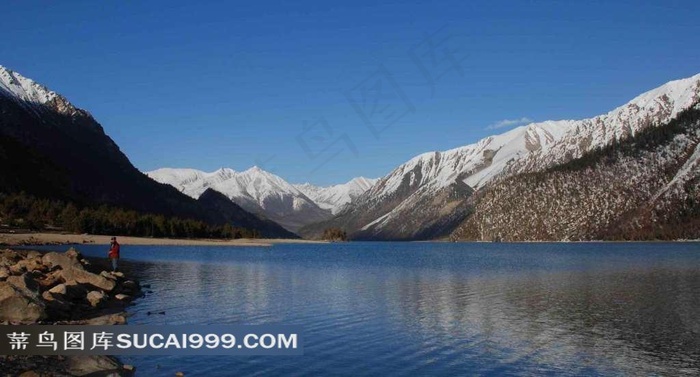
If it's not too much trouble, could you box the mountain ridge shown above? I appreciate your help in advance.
[300,72,700,240]
[147,166,378,231]
[294,177,378,215]
[146,166,330,231]
[0,65,295,238]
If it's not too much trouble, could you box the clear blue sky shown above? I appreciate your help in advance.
[2,0,699,185]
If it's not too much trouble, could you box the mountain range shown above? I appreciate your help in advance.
[0,65,294,238]
[300,73,700,240]
[146,167,377,231]
[2,63,698,241]
[294,177,378,214]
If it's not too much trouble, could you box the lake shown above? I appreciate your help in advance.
[34,242,700,376]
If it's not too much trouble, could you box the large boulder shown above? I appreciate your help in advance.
[0,281,46,322]
[6,273,40,299]
[0,266,9,280]
[20,258,48,274]
[58,268,115,292]
[65,247,83,260]
[41,252,83,271]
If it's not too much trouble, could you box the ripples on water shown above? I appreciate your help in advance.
[36,242,700,376]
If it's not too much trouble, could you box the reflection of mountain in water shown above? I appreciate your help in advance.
[384,268,700,375]
[105,243,700,376]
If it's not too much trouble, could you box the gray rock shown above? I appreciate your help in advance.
[49,283,67,295]
[114,294,131,301]
[0,281,45,322]
[100,271,117,281]
[59,268,115,292]
[0,249,21,267]
[6,273,40,299]
[35,271,60,291]
[22,258,48,273]
[66,355,122,376]
[86,291,106,308]
[42,252,83,271]
[65,247,83,260]
[42,290,56,301]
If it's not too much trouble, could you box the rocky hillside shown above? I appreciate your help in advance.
[452,106,700,241]
[301,73,700,240]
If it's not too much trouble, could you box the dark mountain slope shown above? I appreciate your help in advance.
[0,66,294,238]
[197,189,298,238]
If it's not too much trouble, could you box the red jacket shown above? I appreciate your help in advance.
[108,242,120,259]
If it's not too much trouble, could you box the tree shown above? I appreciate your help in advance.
[322,227,347,241]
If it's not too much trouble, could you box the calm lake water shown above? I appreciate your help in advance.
[35,242,700,376]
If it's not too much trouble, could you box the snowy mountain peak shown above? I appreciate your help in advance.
[0,65,81,116]
[246,166,263,173]
[0,65,57,104]
[213,167,237,180]
[347,176,377,190]
[314,72,700,240]
[368,73,700,201]
[146,166,333,231]
[624,73,700,115]
[294,177,379,214]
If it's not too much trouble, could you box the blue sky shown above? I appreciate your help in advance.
[2,0,699,185]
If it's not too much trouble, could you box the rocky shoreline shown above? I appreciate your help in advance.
[1,247,143,376]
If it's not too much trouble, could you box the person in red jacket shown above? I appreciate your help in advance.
[108,236,120,272]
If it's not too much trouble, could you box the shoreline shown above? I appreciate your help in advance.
[1,247,143,375]
[0,232,326,247]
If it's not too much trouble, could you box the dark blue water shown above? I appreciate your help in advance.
[34,242,700,376]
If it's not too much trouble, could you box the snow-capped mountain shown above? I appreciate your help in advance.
[146,166,334,231]
[0,65,84,117]
[294,177,378,214]
[452,103,700,241]
[300,73,700,240]
[1,65,297,238]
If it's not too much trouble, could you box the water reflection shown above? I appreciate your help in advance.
[47,242,700,376]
